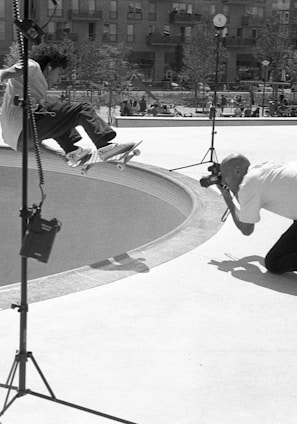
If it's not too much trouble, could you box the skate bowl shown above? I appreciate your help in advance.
[0,148,225,309]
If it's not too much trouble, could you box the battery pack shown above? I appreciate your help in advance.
[14,18,44,43]
[20,211,61,263]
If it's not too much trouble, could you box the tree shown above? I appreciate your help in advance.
[171,43,184,77]
[5,36,78,84]
[283,46,297,83]
[179,16,228,107]
[76,40,132,122]
[60,35,78,83]
[95,43,133,123]
[253,15,293,82]
[4,42,21,66]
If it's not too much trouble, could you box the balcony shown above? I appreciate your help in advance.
[241,15,265,26]
[224,37,256,47]
[169,11,202,24]
[68,9,102,20]
[222,0,256,3]
[44,32,78,42]
[146,33,186,46]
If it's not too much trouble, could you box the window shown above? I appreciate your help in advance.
[71,0,78,10]
[172,3,186,13]
[149,1,156,20]
[127,24,135,42]
[222,5,229,17]
[252,28,259,38]
[48,22,55,34]
[89,0,95,12]
[148,24,155,35]
[89,22,96,40]
[184,26,192,41]
[56,22,71,33]
[277,10,289,23]
[0,21,4,40]
[46,21,71,40]
[245,6,264,18]
[0,0,4,18]
[128,1,142,19]
[103,24,117,42]
[110,0,118,19]
[172,2,192,14]
[48,0,63,16]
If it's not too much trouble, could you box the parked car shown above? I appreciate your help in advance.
[198,82,211,92]
[170,82,184,90]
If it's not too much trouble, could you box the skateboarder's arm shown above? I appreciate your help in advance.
[0,65,23,83]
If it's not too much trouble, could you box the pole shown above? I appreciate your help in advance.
[19,0,30,395]
[261,60,270,117]
[0,2,138,420]
[169,17,226,172]
[209,30,221,162]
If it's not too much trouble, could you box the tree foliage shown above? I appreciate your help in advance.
[253,15,293,81]
[179,16,228,104]
[77,40,132,89]
[4,42,21,66]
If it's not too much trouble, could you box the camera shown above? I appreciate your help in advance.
[200,162,222,187]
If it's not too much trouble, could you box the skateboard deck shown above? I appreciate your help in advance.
[79,140,142,175]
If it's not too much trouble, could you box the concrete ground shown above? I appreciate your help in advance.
[0,124,297,423]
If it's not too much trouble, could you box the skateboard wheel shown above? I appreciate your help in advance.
[117,163,125,171]
[134,149,141,156]
[80,168,87,176]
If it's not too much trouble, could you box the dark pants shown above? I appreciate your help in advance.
[27,101,116,154]
[265,220,297,274]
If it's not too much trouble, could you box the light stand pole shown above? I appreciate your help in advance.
[0,1,137,423]
[261,60,269,117]
[170,14,227,172]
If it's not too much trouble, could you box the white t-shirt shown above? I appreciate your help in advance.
[238,162,297,223]
[0,59,48,150]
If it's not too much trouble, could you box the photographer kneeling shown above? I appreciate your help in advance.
[205,153,297,274]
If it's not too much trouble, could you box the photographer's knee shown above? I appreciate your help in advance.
[264,254,282,274]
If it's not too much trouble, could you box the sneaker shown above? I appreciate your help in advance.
[101,130,116,143]
[66,147,91,167]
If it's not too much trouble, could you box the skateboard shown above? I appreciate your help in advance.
[79,140,142,175]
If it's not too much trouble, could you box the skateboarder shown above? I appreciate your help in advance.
[0,45,125,165]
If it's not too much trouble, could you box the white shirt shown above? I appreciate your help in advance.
[239,161,297,223]
[0,59,48,150]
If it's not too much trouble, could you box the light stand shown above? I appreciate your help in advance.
[0,2,137,423]
[170,14,227,172]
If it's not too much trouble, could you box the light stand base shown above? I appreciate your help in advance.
[169,146,219,172]
[0,351,137,424]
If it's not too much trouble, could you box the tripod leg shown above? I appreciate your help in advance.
[209,147,219,164]
[3,356,18,387]
[28,353,56,399]
[200,148,212,164]
[0,357,19,416]
[0,393,19,417]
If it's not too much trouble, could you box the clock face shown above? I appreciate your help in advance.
[213,14,227,28]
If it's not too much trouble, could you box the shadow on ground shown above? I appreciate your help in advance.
[91,253,150,273]
[209,254,297,296]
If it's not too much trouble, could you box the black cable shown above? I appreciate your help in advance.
[13,0,46,204]
[41,3,58,30]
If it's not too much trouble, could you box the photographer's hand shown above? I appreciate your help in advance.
[216,184,254,236]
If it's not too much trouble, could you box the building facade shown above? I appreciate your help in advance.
[0,0,293,83]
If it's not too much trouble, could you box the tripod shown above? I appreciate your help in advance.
[0,2,137,423]
[170,24,224,172]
